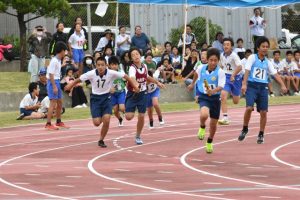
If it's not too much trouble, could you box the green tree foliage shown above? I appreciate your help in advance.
[0,0,70,71]
[169,16,222,46]
[282,8,300,33]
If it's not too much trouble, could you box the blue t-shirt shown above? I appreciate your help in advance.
[131,33,150,52]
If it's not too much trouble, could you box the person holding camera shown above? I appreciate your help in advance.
[28,25,52,82]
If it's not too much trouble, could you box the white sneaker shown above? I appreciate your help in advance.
[82,103,88,108]
[159,119,165,125]
[218,118,230,125]
[135,137,143,145]
[74,105,83,108]
[294,92,300,96]
[270,94,275,97]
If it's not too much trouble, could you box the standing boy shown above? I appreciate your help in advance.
[65,57,139,147]
[238,37,287,144]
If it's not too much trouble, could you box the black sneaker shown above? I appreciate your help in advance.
[118,117,124,127]
[257,134,264,144]
[16,113,25,120]
[238,129,248,141]
[61,107,65,115]
[98,140,107,148]
[149,120,154,129]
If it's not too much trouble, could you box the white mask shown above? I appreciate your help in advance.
[37,31,43,36]
[86,59,92,65]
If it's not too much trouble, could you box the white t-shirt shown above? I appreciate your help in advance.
[129,64,148,92]
[234,48,246,54]
[68,32,85,50]
[147,69,160,93]
[196,65,226,89]
[270,59,284,73]
[220,52,242,75]
[245,54,277,76]
[19,93,38,109]
[47,56,61,80]
[95,37,109,52]
[80,69,125,95]
[240,58,248,75]
[280,59,298,73]
[250,16,266,36]
[116,34,131,51]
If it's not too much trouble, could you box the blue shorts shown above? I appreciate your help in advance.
[223,74,242,96]
[198,93,221,119]
[90,93,112,118]
[111,91,126,106]
[47,80,62,100]
[20,108,34,116]
[295,73,300,78]
[246,81,268,112]
[72,49,84,63]
[147,88,160,108]
[125,91,147,113]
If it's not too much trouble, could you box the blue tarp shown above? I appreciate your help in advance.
[117,0,300,7]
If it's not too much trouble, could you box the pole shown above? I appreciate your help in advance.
[87,3,93,54]
[115,2,119,55]
[181,2,188,69]
[205,8,210,45]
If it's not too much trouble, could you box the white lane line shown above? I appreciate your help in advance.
[135,151,142,154]
[0,193,18,196]
[114,169,130,172]
[205,193,224,196]
[146,153,154,156]
[155,180,173,183]
[249,175,268,178]
[117,161,134,164]
[158,155,168,158]
[65,176,82,178]
[271,139,300,169]
[203,182,222,185]
[57,185,74,188]
[236,163,251,166]
[191,159,203,162]
[157,171,174,174]
[103,187,121,190]
[262,165,279,168]
[25,174,40,176]
[212,161,225,164]
[259,196,281,199]
[246,166,262,169]
[73,167,86,169]
[35,165,49,168]
[156,163,174,166]
[201,165,217,167]
[14,182,30,185]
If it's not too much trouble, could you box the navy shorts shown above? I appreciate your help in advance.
[125,91,147,114]
[111,91,126,106]
[198,93,221,120]
[223,74,242,96]
[246,81,268,112]
[147,88,160,108]
[47,80,62,100]
[20,108,34,116]
[72,49,84,63]
[90,93,112,118]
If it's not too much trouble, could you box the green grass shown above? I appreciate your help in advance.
[0,72,30,92]
[1,96,299,128]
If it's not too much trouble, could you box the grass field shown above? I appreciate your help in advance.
[1,96,299,128]
[0,72,30,92]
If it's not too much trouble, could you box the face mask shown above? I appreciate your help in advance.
[86,59,92,65]
[37,31,43,36]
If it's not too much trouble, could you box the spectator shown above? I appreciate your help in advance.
[37,68,48,102]
[143,53,157,73]
[281,51,299,95]
[269,50,284,97]
[234,38,246,59]
[131,25,151,53]
[241,49,252,69]
[16,82,46,120]
[95,29,114,52]
[200,42,208,50]
[28,25,52,82]
[83,54,95,74]
[182,46,192,69]
[159,58,176,84]
[294,50,300,76]
[0,38,13,61]
[64,68,88,108]
[212,32,224,53]
[163,41,172,56]
[141,48,152,63]
[170,46,182,70]
[68,17,88,51]
[104,46,114,63]
[178,24,197,51]
[190,41,197,50]
[182,48,199,85]
[200,48,208,65]
[249,7,266,53]
[49,22,68,56]
[61,54,76,78]
[120,51,131,74]
[68,23,87,75]
[93,51,102,63]
[116,26,131,57]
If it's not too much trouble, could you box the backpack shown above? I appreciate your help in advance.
[3,48,14,61]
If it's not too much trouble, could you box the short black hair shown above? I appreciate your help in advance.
[186,24,193,29]
[56,22,64,28]
[144,53,153,59]
[96,56,107,64]
[191,41,197,46]
[223,37,234,47]
[119,25,125,31]
[245,49,252,55]
[236,38,244,44]
[286,50,293,56]
[108,56,120,65]
[215,32,223,40]
[128,47,142,61]
[55,41,68,54]
[162,58,170,64]
[28,82,38,93]
[256,36,270,50]
[254,7,261,13]
[273,50,281,56]
[294,50,300,56]
[164,41,171,48]
[207,48,220,60]
[201,48,208,52]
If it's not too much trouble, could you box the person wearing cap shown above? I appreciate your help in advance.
[37,68,48,102]
[28,25,52,82]
[95,29,114,52]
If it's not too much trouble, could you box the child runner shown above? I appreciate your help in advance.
[125,48,165,145]
[65,57,139,147]
[45,42,69,130]
[108,56,127,127]
[238,37,287,144]
[219,38,243,125]
[187,48,225,153]
[147,69,164,129]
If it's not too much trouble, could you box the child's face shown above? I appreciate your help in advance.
[96,60,107,74]
[172,48,178,55]
[105,48,112,56]
[191,43,197,50]
[34,86,40,96]
[295,53,300,61]
[124,53,130,62]
[109,63,118,71]
[67,70,73,77]
[245,52,252,59]
[191,51,198,58]
[163,60,169,67]
[207,55,219,69]
[130,50,141,63]
[75,24,81,32]
[58,24,64,32]
[237,41,243,48]
[223,41,232,53]
[286,54,293,61]
[201,51,207,63]
[145,56,152,63]
[274,53,280,61]
[165,44,172,52]
[258,42,269,56]
[186,48,191,55]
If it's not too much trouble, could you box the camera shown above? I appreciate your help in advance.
[37,28,44,31]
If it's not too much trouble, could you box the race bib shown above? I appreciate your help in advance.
[202,83,216,94]
[252,67,266,80]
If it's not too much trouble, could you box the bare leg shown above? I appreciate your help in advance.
[243,106,253,126]
[100,114,111,141]
[47,99,57,123]
[136,113,145,137]
[259,111,267,132]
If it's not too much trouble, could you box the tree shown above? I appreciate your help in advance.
[0,0,70,72]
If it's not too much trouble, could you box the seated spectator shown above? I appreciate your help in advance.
[281,51,299,96]
[93,51,102,63]
[0,38,13,61]
[104,46,114,63]
[182,46,192,69]
[190,41,197,50]
[294,50,300,78]
[200,42,208,50]
[83,54,95,74]
[234,38,246,59]
[64,68,88,108]
[95,29,114,52]
[182,49,199,86]
[170,46,182,70]
[158,58,176,84]
[212,32,224,53]
[178,24,197,53]
[141,48,152,62]
[116,25,131,57]
[131,25,151,53]
[120,51,131,74]
[17,82,46,120]
[143,53,157,73]
[163,41,172,57]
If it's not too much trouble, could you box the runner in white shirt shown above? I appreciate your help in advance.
[234,38,246,59]
[218,38,243,125]
[65,56,139,148]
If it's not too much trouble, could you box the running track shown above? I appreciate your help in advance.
[0,104,300,200]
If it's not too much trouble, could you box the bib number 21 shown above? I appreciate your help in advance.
[254,68,265,80]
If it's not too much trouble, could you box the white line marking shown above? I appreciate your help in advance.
[249,175,268,178]
[73,167,86,169]
[155,180,173,183]
[260,196,281,199]
[114,169,130,172]
[262,165,279,168]
[203,182,222,185]
[157,171,174,174]
[57,185,74,188]
[14,182,30,185]
[201,165,217,167]
[103,187,121,190]
[135,151,142,154]
[212,161,225,164]
[205,193,224,196]
[35,165,49,168]
[0,193,18,196]
[271,139,300,169]
[65,176,82,178]
[146,153,154,156]
[236,163,251,166]
[246,166,262,169]
[25,174,40,176]
[191,159,203,162]
[158,155,168,158]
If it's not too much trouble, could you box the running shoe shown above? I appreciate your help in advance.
[257,134,264,144]
[135,137,143,145]
[149,121,154,129]
[45,124,59,131]
[206,142,213,153]
[238,129,248,141]
[197,128,205,140]
[98,140,107,148]
[159,118,165,125]
[118,117,124,127]
[55,122,70,129]
[218,118,230,125]
[16,113,25,120]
